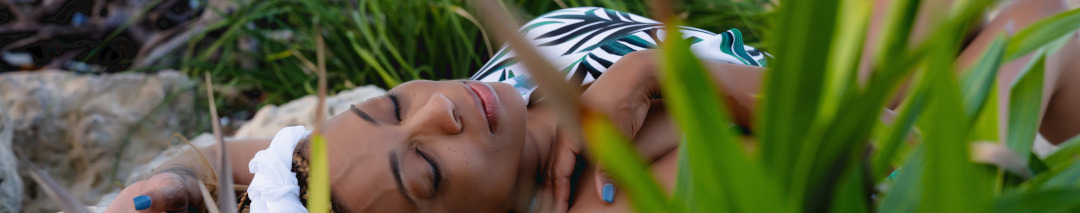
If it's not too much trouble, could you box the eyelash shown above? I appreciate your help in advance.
[389,93,402,121]
[415,148,442,192]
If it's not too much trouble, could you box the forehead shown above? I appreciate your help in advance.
[319,112,405,210]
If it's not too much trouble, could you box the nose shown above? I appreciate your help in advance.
[405,93,463,135]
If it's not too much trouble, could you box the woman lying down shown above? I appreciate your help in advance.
[103,7,765,212]
[106,2,1080,212]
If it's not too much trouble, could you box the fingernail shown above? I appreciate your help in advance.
[602,183,615,203]
[133,195,151,210]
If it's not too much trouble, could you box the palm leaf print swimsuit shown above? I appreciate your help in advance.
[469,7,768,101]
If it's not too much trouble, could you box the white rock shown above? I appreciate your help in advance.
[0,70,196,212]
[233,85,386,139]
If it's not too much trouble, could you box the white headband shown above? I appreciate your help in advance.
[246,126,310,213]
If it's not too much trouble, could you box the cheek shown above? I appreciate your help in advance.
[442,144,521,209]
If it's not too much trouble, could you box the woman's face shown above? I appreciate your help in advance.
[320,80,528,212]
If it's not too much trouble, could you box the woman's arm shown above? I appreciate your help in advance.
[104,139,271,212]
[582,49,765,137]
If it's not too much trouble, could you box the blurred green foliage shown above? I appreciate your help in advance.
[580,0,1080,212]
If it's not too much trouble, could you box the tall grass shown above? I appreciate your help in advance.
[180,0,770,106]
[580,0,1080,212]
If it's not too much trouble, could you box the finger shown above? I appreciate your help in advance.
[136,176,191,212]
[593,163,616,204]
[548,146,577,213]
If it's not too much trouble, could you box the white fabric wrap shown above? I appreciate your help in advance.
[247,126,311,213]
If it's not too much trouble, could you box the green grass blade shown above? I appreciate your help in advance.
[1006,50,1046,166]
[307,134,331,212]
[828,160,870,213]
[1044,134,1080,167]
[820,0,870,121]
[1004,8,1080,61]
[871,0,922,73]
[918,10,995,210]
[659,22,784,213]
[995,187,1080,212]
[1036,158,1080,189]
[346,32,401,87]
[871,70,930,179]
[969,84,1000,142]
[960,35,1006,119]
[1028,153,1050,176]
[919,68,994,212]
[582,113,671,213]
[671,141,702,212]
[878,146,926,213]
[758,0,839,203]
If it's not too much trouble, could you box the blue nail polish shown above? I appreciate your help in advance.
[133,195,151,210]
[602,183,615,203]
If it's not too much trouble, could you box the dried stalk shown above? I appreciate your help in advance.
[172,133,219,183]
[314,25,327,134]
[15,149,91,213]
[204,73,238,212]
[197,180,222,213]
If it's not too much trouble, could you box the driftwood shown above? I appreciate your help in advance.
[0,0,222,71]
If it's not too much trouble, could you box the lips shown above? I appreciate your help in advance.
[464,81,499,133]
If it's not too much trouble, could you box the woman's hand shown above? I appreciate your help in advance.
[547,50,665,212]
[104,168,205,213]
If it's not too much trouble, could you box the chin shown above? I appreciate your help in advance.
[489,81,529,137]
[489,81,528,115]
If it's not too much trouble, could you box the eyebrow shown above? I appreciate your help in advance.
[389,151,417,206]
[349,104,377,124]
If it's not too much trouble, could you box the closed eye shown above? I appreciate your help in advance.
[414,148,442,192]
[389,93,402,122]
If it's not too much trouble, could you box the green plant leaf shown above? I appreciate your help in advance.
[917,4,997,209]
[872,70,930,179]
[919,65,995,212]
[1006,50,1046,166]
[1041,158,1080,189]
[820,0,870,120]
[1004,8,1080,61]
[995,187,1080,212]
[829,159,870,213]
[660,21,784,213]
[879,146,927,213]
[1029,153,1049,176]
[672,140,697,212]
[758,0,838,208]
[1044,134,1080,167]
[582,113,671,213]
[960,35,1006,119]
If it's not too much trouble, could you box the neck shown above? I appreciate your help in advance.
[509,104,559,212]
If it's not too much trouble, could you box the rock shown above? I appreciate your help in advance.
[0,108,23,213]
[0,70,197,212]
[233,85,386,139]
